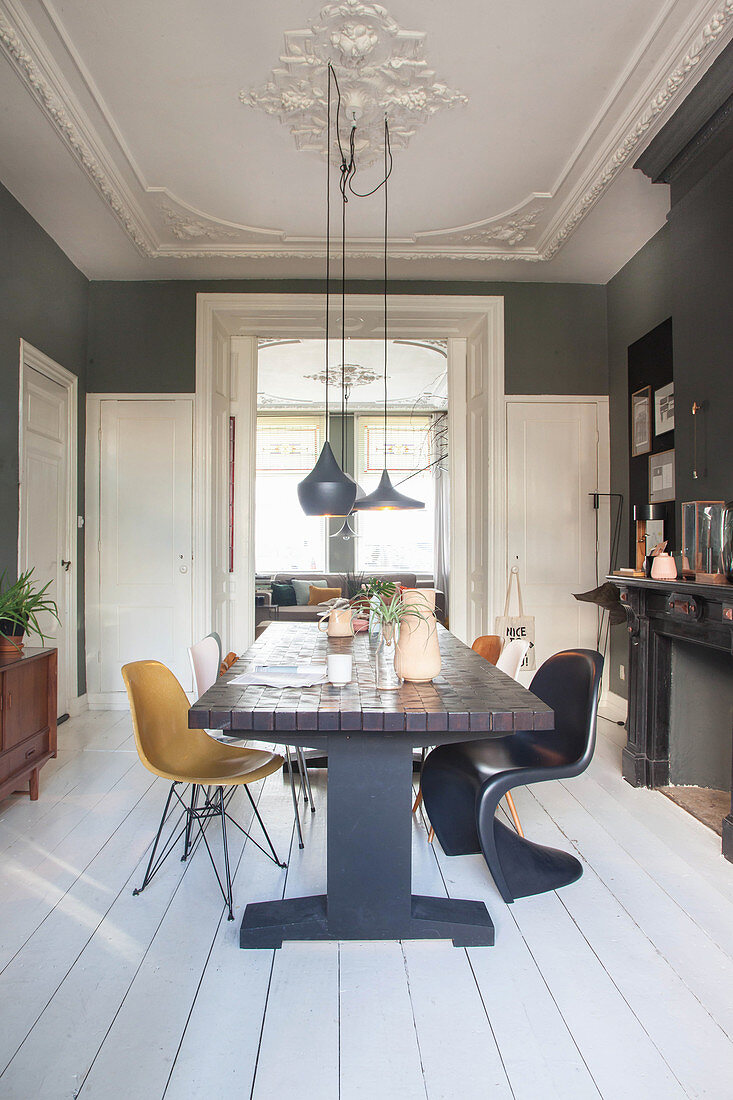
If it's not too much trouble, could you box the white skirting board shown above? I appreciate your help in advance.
[88,693,130,711]
[599,690,627,724]
[68,693,88,717]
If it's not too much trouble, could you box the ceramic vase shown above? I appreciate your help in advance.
[318,607,354,638]
[375,623,401,691]
[650,552,677,580]
[394,589,441,682]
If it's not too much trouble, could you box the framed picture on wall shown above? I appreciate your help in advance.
[631,386,652,457]
[655,382,675,434]
[649,448,675,503]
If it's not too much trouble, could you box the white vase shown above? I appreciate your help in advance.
[394,589,441,682]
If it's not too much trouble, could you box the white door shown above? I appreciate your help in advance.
[99,400,193,694]
[19,366,72,715]
[506,401,599,678]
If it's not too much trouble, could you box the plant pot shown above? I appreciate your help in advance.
[395,589,441,682]
[0,623,24,657]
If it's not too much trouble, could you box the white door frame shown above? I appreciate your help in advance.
[85,393,194,708]
[18,340,79,713]
[195,293,506,650]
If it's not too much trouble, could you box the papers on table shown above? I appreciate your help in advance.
[229,663,327,688]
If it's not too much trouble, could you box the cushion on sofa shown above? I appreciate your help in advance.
[271,582,297,606]
[291,577,327,605]
[308,585,341,605]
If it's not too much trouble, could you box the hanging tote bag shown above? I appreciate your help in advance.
[494,567,536,671]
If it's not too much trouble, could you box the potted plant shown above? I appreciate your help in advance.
[0,569,60,657]
[358,577,400,633]
[355,588,434,690]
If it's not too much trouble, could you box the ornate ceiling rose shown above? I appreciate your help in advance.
[305,363,382,387]
[241,0,468,165]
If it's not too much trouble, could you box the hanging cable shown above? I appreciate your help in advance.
[341,142,348,468]
[348,119,393,197]
[324,64,332,442]
[383,118,389,469]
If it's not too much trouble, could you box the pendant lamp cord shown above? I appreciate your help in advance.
[341,180,347,466]
[324,64,332,443]
[383,118,390,469]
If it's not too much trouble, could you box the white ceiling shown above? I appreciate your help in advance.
[1,0,731,282]
[257,338,447,412]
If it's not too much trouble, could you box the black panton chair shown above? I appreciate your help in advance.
[421,649,603,903]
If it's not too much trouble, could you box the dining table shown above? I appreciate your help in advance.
[189,622,553,949]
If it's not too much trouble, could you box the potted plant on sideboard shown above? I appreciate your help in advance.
[0,570,60,658]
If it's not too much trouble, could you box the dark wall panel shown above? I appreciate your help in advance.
[87,279,608,396]
[669,145,733,508]
[627,318,675,562]
[0,182,89,691]
[606,225,674,698]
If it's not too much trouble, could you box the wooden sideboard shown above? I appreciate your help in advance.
[0,647,57,803]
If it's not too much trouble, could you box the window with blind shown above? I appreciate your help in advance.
[355,415,435,573]
[255,415,326,572]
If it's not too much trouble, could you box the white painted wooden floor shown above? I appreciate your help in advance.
[1,709,733,1100]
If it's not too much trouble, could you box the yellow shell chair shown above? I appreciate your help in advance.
[122,660,286,920]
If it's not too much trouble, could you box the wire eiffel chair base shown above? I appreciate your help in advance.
[133,781,286,920]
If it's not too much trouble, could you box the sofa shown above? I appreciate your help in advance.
[255,571,445,632]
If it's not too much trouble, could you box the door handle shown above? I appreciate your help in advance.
[61,560,72,572]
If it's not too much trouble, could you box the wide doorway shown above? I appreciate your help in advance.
[195,293,507,653]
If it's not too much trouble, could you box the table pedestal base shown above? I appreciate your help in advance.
[240,893,494,948]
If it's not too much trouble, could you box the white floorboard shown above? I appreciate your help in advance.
[0,716,732,1099]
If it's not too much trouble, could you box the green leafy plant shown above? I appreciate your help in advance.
[360,577,398,600]
[338,571,366,601]
[358,589,435,636]
[0,569,60,645]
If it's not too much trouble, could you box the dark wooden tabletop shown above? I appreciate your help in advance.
[189,623,553,740]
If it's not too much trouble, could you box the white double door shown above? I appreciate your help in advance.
[506,400,602,678]
[98,399,193,694]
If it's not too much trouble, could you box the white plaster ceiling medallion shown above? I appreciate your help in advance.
[242,1,468,165]
[305,363,382,387]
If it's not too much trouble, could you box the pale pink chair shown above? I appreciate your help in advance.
[188,636,221,698]
[496,638,530,679]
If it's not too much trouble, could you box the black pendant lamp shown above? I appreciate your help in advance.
[297,64,357,518]
[353,120,424,513]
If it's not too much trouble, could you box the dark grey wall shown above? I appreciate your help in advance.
[606,225,673,698]
[0,182,89,691]
[87,279,608,396]
[607,140,733,701]
[669,144,733,508]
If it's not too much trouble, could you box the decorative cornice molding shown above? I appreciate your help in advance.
[242,0,467,165]
[161,205,238,241]
[2,0,732,265]
[538,0,733,260]
[0,2,156,256]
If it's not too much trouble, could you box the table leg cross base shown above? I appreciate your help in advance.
[239,893,494,948]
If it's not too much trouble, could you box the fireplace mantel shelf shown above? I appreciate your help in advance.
[608,574,733,862]
[610,575,733,600]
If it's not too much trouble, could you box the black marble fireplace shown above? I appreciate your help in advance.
[610,576,733,860]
